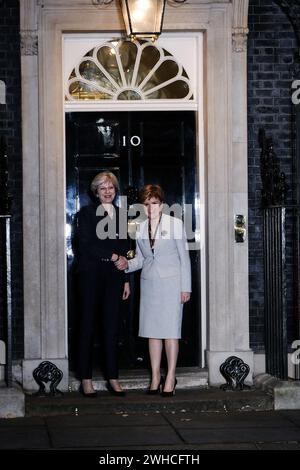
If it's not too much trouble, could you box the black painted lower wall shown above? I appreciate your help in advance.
[0,0,23,360]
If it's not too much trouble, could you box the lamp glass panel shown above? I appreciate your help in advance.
[97,46,122,86]
[118,41,138,84]
[142,60,179,92]
[79,60,115,91]
[117,90,142,100]
[136,45,160,86]
[146,80,191,99]
[69,81,112,100]
[121,0,165,36]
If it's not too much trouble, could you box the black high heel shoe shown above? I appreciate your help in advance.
[161,378,177,397]
[147,376,164,395]
[106,381,126,397]
[79,383,97,398]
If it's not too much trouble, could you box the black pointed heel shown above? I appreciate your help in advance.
[161,378,177,397]
[147,376,164,395]
[106,382,126,397]
[79,383,97,398]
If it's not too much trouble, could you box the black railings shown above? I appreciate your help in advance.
[296,99,300,379]
[260,130,289,380]
[0,136,12,386]
[263,207,288,379]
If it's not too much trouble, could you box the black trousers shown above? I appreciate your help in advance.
[77,262,124,380]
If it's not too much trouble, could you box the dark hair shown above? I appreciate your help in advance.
[139,184,165,203]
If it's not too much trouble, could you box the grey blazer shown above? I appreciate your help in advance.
[126,213,191,292]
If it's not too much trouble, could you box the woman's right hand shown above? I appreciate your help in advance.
[181,292,191,303]
[111,253,119,262]
[115,255,129,271]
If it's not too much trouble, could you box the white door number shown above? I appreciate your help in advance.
[122,135,141,147]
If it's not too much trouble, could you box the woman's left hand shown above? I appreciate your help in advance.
[122,282,131,300]
[181,292,191,303]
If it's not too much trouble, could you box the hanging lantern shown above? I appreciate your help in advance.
[120,0,166,40]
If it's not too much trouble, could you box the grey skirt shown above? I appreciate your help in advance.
[138,275,183,339]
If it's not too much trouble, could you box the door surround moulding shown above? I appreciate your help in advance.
[20,0,251,389]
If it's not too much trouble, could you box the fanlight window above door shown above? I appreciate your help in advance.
[66,39,193,101]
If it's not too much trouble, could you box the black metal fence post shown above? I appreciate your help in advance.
[263,207,288,379]
[0,136,12,387]
[295,101,300,380]
[260,129,289,380]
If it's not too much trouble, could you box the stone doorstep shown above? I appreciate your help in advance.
[25,387,274,417]
[0,384,25,418]
[25,368,273,417]
[69,367,209,392]
[1,370,276,419]
[254,373,300,410]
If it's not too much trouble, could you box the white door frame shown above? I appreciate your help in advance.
[63,31,206,367]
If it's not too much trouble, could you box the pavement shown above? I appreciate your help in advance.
[1,388,300,457]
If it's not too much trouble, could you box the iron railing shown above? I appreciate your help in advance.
[0,136,12,386]
[263,206,288,379]
[260,129,290,380]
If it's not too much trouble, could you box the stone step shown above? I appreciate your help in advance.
[25,368,274,417]
[25,388,273,417]
[69,367,209,392]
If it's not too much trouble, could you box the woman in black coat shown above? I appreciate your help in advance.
[76,171,130,396]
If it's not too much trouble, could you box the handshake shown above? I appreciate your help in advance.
[111,250,134,270]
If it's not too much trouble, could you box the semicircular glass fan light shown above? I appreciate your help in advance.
[66,39,193,101]
[66,40,193,101]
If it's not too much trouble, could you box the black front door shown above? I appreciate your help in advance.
[66,111,200,372]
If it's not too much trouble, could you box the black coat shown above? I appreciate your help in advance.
[75,203,130,277]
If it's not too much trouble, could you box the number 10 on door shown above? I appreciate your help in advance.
[122,135,141,147]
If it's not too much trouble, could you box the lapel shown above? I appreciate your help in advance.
[137,214,170,255]
[136,219,151,255]
[153,213,168,253]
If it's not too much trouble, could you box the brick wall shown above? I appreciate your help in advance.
[0,0,299,361]
[0,0,23,360]
[248,0,300,351]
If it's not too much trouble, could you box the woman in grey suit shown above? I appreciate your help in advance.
[116,185,191,396]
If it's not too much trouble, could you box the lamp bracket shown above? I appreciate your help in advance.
[92,0,187,5]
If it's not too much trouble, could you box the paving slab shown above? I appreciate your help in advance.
[178,426,300,444]
[46,412,166,428]
[0,416,44,427]
[175,443,258,450]
[256,442,300,450]
[100,442,257,454]
[49,425,182,448]
[278,410,300,426]
[164,410,297,428]
[0,426,50,449]
[101,443,258,450]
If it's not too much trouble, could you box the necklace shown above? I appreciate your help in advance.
[148,213,162,252]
